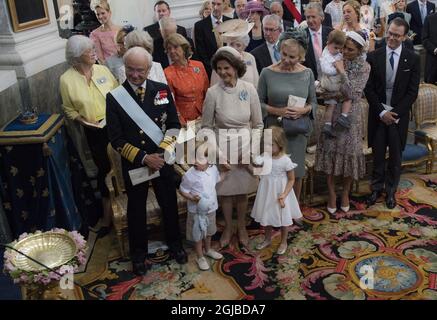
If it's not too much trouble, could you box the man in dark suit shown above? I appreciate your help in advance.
[144,1,187,40]
[422,12,437,84]
[250,14,283,74]
[303,2,332,80]
[106,47,187,276]
[365,18,420,209]
[194,0,231,77]
[152,17,197,69]
[270,1,293,31]
[406,0,435,45]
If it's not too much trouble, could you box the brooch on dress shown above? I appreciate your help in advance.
[193,67,200,74]
[245,60,252,66]
[239,90,248,101]
[154,90,169,105]
[96,77,107,84]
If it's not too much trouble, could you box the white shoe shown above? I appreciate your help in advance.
[277,243,287,255]
[327,207,337,214]
[205,249,223,260]
[196,256,210,271]
[256,240,271,250]
[340,206,350,212]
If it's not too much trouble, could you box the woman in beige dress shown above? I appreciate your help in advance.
[201,50,263,247]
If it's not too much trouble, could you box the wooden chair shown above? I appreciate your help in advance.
[355,97,432,191]
[303,105,325,204]
[105,145,188,258]
[411,83,437,172]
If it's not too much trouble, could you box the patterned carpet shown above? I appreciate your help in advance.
[70,173,437,300]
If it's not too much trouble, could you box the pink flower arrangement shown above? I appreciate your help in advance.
[2,229,87,286]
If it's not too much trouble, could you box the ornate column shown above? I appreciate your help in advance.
[0,0,66,79]
[0,0,67,121]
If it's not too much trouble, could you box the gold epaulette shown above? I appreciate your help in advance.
[159,135,177,153]
[120,143,140,163]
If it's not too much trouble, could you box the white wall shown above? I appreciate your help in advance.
[110,0,153,29]
[109,0,203,31]
[167,0,203,31]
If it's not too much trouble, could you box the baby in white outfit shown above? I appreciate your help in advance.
[319,30,352,137]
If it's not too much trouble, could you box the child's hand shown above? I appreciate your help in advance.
[246,163,255,173]
[334,60,345,74]
[191,194,201,203]
[220,162,231,171]
[278,194,286,208]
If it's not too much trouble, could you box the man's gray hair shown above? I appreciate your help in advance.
[123,46,153,69]
[65,35,94,66]
[125,30,154,54]
[305,2,324,19]
[262,14,283,31]
[159,16,177,30]
[270,1,282,10]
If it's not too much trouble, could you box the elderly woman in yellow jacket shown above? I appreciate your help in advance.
[60,35,118,236]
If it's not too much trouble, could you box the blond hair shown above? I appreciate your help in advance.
[343,0,361,21]
[269,126,287,155]
[198,0,211,18]
[90,0,111,12]
[280,38,306,62]
[164,33,193,59]
[125,30,154,54]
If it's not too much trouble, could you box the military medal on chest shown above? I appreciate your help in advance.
[154,90,169,105]
[160,112,168,132]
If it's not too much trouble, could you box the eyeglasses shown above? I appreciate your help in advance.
[387,31,403,39]
[263,27,280,33]
[125,66,147,75]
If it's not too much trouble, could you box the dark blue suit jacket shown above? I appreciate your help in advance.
[106,80,180,185]
[406,0,435,44]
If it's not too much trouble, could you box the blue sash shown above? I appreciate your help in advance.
[110,86,164,146]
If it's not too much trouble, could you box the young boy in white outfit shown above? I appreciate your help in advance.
[179,147,225,271]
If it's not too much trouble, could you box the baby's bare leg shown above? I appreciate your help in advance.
[341,100,352,115]
[324,104,336,124]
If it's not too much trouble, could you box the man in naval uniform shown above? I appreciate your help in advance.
[106,47,187,276]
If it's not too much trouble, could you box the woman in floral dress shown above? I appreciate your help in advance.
[315,31,370,214]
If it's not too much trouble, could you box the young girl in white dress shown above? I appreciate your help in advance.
[251,126,303,255]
